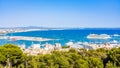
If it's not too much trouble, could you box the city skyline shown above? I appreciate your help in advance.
[0,0,120,28]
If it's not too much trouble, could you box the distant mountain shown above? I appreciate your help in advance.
[65,28,120,30]
[0,26,60,30]
[0,26,120,30]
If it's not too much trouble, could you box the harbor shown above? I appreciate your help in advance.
[0,28,120,56]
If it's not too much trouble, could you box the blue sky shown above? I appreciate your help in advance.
[0,0,120,28]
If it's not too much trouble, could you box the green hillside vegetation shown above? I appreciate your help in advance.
[0,44,120,68]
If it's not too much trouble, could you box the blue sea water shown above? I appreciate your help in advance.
[1,29,120,47]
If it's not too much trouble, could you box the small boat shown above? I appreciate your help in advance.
[111,40,118,44]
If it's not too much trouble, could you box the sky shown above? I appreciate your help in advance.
[0,0,120,28]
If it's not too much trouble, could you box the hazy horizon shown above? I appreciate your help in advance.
[0,0,120,28]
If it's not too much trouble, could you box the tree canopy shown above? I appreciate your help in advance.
[0,44,120,68]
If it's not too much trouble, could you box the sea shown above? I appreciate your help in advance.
[0,29,120,48]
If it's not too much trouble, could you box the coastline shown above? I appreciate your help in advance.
[0,28,120,48]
